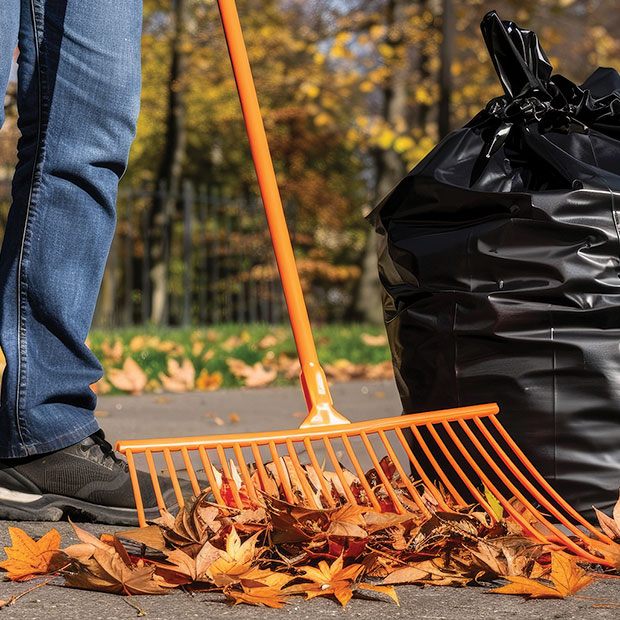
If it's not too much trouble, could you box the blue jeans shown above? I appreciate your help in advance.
[0,0,142,457]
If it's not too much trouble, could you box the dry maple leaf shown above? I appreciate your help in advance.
[158,358,196,392]
[594,491,620,539]
[297,554,365,607]
[360,333,387,346]
[195,368,223,391]
[490,552,594,599]
[206,528,263,587]
[0,527,63,581]
[107,356,147,395]
[65,548,175,595]
[226,358,277,387]
[101,339,123,362]
[226,585,289,608]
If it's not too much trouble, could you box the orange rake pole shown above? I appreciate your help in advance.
[116,0,614,567]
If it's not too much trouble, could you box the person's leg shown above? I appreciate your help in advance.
[0,0,142,457]
[0,2,20,130]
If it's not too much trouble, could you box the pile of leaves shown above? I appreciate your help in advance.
[3,465,620,609]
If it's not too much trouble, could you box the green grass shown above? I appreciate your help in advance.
[88,323,391,394]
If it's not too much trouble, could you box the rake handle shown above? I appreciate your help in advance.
[216,0,349,427]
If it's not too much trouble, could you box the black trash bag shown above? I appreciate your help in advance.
[367,11,620,518]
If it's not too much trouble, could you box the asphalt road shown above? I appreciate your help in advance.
[1,380,619,619]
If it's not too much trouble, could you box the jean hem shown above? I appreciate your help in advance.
[0,418,101,458]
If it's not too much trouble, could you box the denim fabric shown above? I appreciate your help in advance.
[0,0,142,457]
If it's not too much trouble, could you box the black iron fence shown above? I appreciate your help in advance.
[0,179,362,327]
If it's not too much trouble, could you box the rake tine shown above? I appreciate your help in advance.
[322,437,358,504]
[340,435,383,512]
[409,425,468,506]
[163,449,186,509]
[378,430,429,516]
[441,420,608,562]
[394,427,450,510]
[285,439,319,508]
[425,423,496,517]
[125,450,146,527]
[232,444,259,504]
[268,441,295,503]
[483,417,612,543]
[145,449,166,512]
[359,432,405,514]
[216,445,244,508]
[459,420,598,541]
[181,447,202,497]
[250,442,271,493]
[303,438,335,507]
[198,446,226,505]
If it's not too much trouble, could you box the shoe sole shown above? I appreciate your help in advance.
[0,487,168,526]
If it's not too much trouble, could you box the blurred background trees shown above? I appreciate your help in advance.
[1,0,618,328]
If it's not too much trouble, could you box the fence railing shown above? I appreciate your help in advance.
[99,182,295,327]
[0,180,298,327]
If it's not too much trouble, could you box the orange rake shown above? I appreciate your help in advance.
[116,0,613,566]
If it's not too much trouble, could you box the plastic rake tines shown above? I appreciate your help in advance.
[116,402,613,566]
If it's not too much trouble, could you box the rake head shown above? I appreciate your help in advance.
[116,402,612,566]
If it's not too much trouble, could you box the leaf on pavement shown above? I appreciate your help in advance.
[297,554,365,607]
[0,527,63,581]
[490,552,593,599]
[206,528,263,586]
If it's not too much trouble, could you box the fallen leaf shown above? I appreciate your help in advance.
[107,357,147,395]
[226,358,277,387]
[361,333,387,346]
[0,527,63,581]
[196,368,223,391]
[229,413,241,423]
[298,554,365,607]
[490,552,593,599]
[101,339,124,362]
[159,358,195,392]
[206,528,263,587]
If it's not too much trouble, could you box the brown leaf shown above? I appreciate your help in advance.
[101,339,124,362]
[490,552,593,599]
[159,358,195,392]
[65,548,174,595]
[0,527,63,581]
[107,357,147,395]
[361,333,387,346]
[298,555,364,607]
[226,584,289,608]
[206,528,263,587]
[226,358,277,387]
[595,507,620,539]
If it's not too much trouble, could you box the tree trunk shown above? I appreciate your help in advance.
[354,0,409,325]
[149,0,188,326]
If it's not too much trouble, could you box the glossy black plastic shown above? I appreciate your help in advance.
[368,11,620,517]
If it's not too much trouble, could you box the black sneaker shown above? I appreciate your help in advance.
[0,430,190,525]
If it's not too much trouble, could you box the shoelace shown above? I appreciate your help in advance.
[89,430,129,472]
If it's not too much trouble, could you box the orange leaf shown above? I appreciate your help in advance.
[0,527,63,581]
[107,357,147,395]
[490,575,564,599]
[195,368,223,391]
[158,358,195,392]
[490,552,593,599]
[226,358,277,387]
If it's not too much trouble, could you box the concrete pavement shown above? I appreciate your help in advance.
[1,380,619,618]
